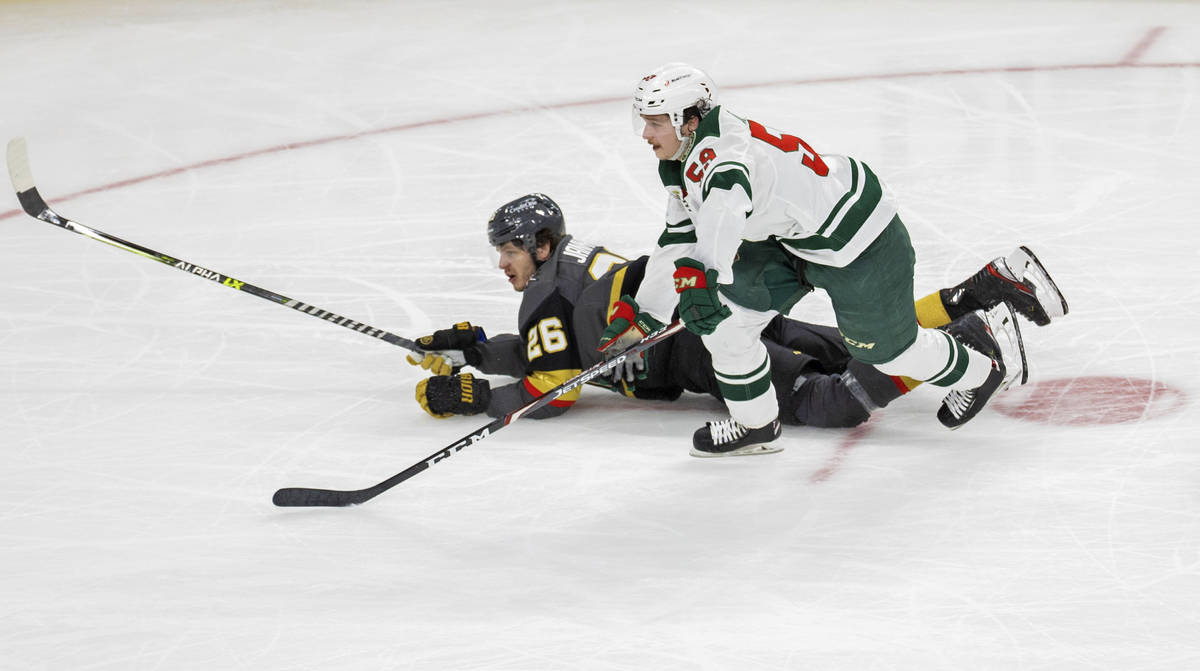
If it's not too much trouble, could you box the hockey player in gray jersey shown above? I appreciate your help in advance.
[412,193,628,420]
[409,194,1067,445]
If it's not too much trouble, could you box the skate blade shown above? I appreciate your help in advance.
[1009,246,1069,321]
[689,443,784,458]
[983,301,1029,388]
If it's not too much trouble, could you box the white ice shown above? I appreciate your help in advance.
[2,1,1199,669]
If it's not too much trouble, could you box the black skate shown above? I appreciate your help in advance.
[946,246,1068,326]
[691,417,783,458]
[936,301,1027,429]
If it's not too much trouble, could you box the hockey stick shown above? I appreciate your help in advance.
[5,137,424,354]
[273,320,686,507]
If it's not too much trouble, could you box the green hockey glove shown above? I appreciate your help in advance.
[673,258,731,336]
[406,321,486,375]
[597,295,664,382]
[415,373,491,418]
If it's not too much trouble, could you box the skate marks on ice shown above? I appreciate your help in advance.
[992,375,1187,426]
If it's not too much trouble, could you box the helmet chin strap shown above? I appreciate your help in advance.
[670,130,695,161]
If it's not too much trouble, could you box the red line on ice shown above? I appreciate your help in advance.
[3,55,1197,223]
[1121,26,1167,65]
[809,421,873,483]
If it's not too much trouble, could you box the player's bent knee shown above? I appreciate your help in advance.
[780,374,871,428]
[872,328,950,379]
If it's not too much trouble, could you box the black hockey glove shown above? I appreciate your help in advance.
[415,373,491,418]
[406,322,486,375]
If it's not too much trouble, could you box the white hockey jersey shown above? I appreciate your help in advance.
[635,105,899,322]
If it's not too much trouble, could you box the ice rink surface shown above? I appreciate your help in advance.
[2,1,1199,668]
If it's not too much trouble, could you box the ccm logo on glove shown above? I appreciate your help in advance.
[673,264,708,292]
[672,258,731,336]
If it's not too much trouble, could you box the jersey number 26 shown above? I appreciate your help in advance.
[527,317,568,361]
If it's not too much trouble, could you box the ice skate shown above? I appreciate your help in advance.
[936,301,1027,429]
[691,417,783,457]
[949,246,1069,327]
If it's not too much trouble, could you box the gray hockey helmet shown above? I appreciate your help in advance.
[487,193,565,256]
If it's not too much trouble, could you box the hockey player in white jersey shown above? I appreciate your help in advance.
[622,62,1066,457]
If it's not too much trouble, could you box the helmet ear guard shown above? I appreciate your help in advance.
[632,63,718,141]
[487,193,565,257]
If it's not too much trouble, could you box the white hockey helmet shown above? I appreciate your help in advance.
[632,62,718,141]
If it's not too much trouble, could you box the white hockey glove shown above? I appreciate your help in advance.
[607,353,647,384]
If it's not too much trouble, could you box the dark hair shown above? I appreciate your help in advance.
[682,105,705,125]
[535,228,564,253]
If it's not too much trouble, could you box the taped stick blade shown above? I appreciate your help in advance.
[6,137,50,217]
[7,137,34,195]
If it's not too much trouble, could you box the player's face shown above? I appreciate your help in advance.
[640,113,684,160]
[497,241,537,292]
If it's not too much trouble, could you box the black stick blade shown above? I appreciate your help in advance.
[272,487,374,507]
